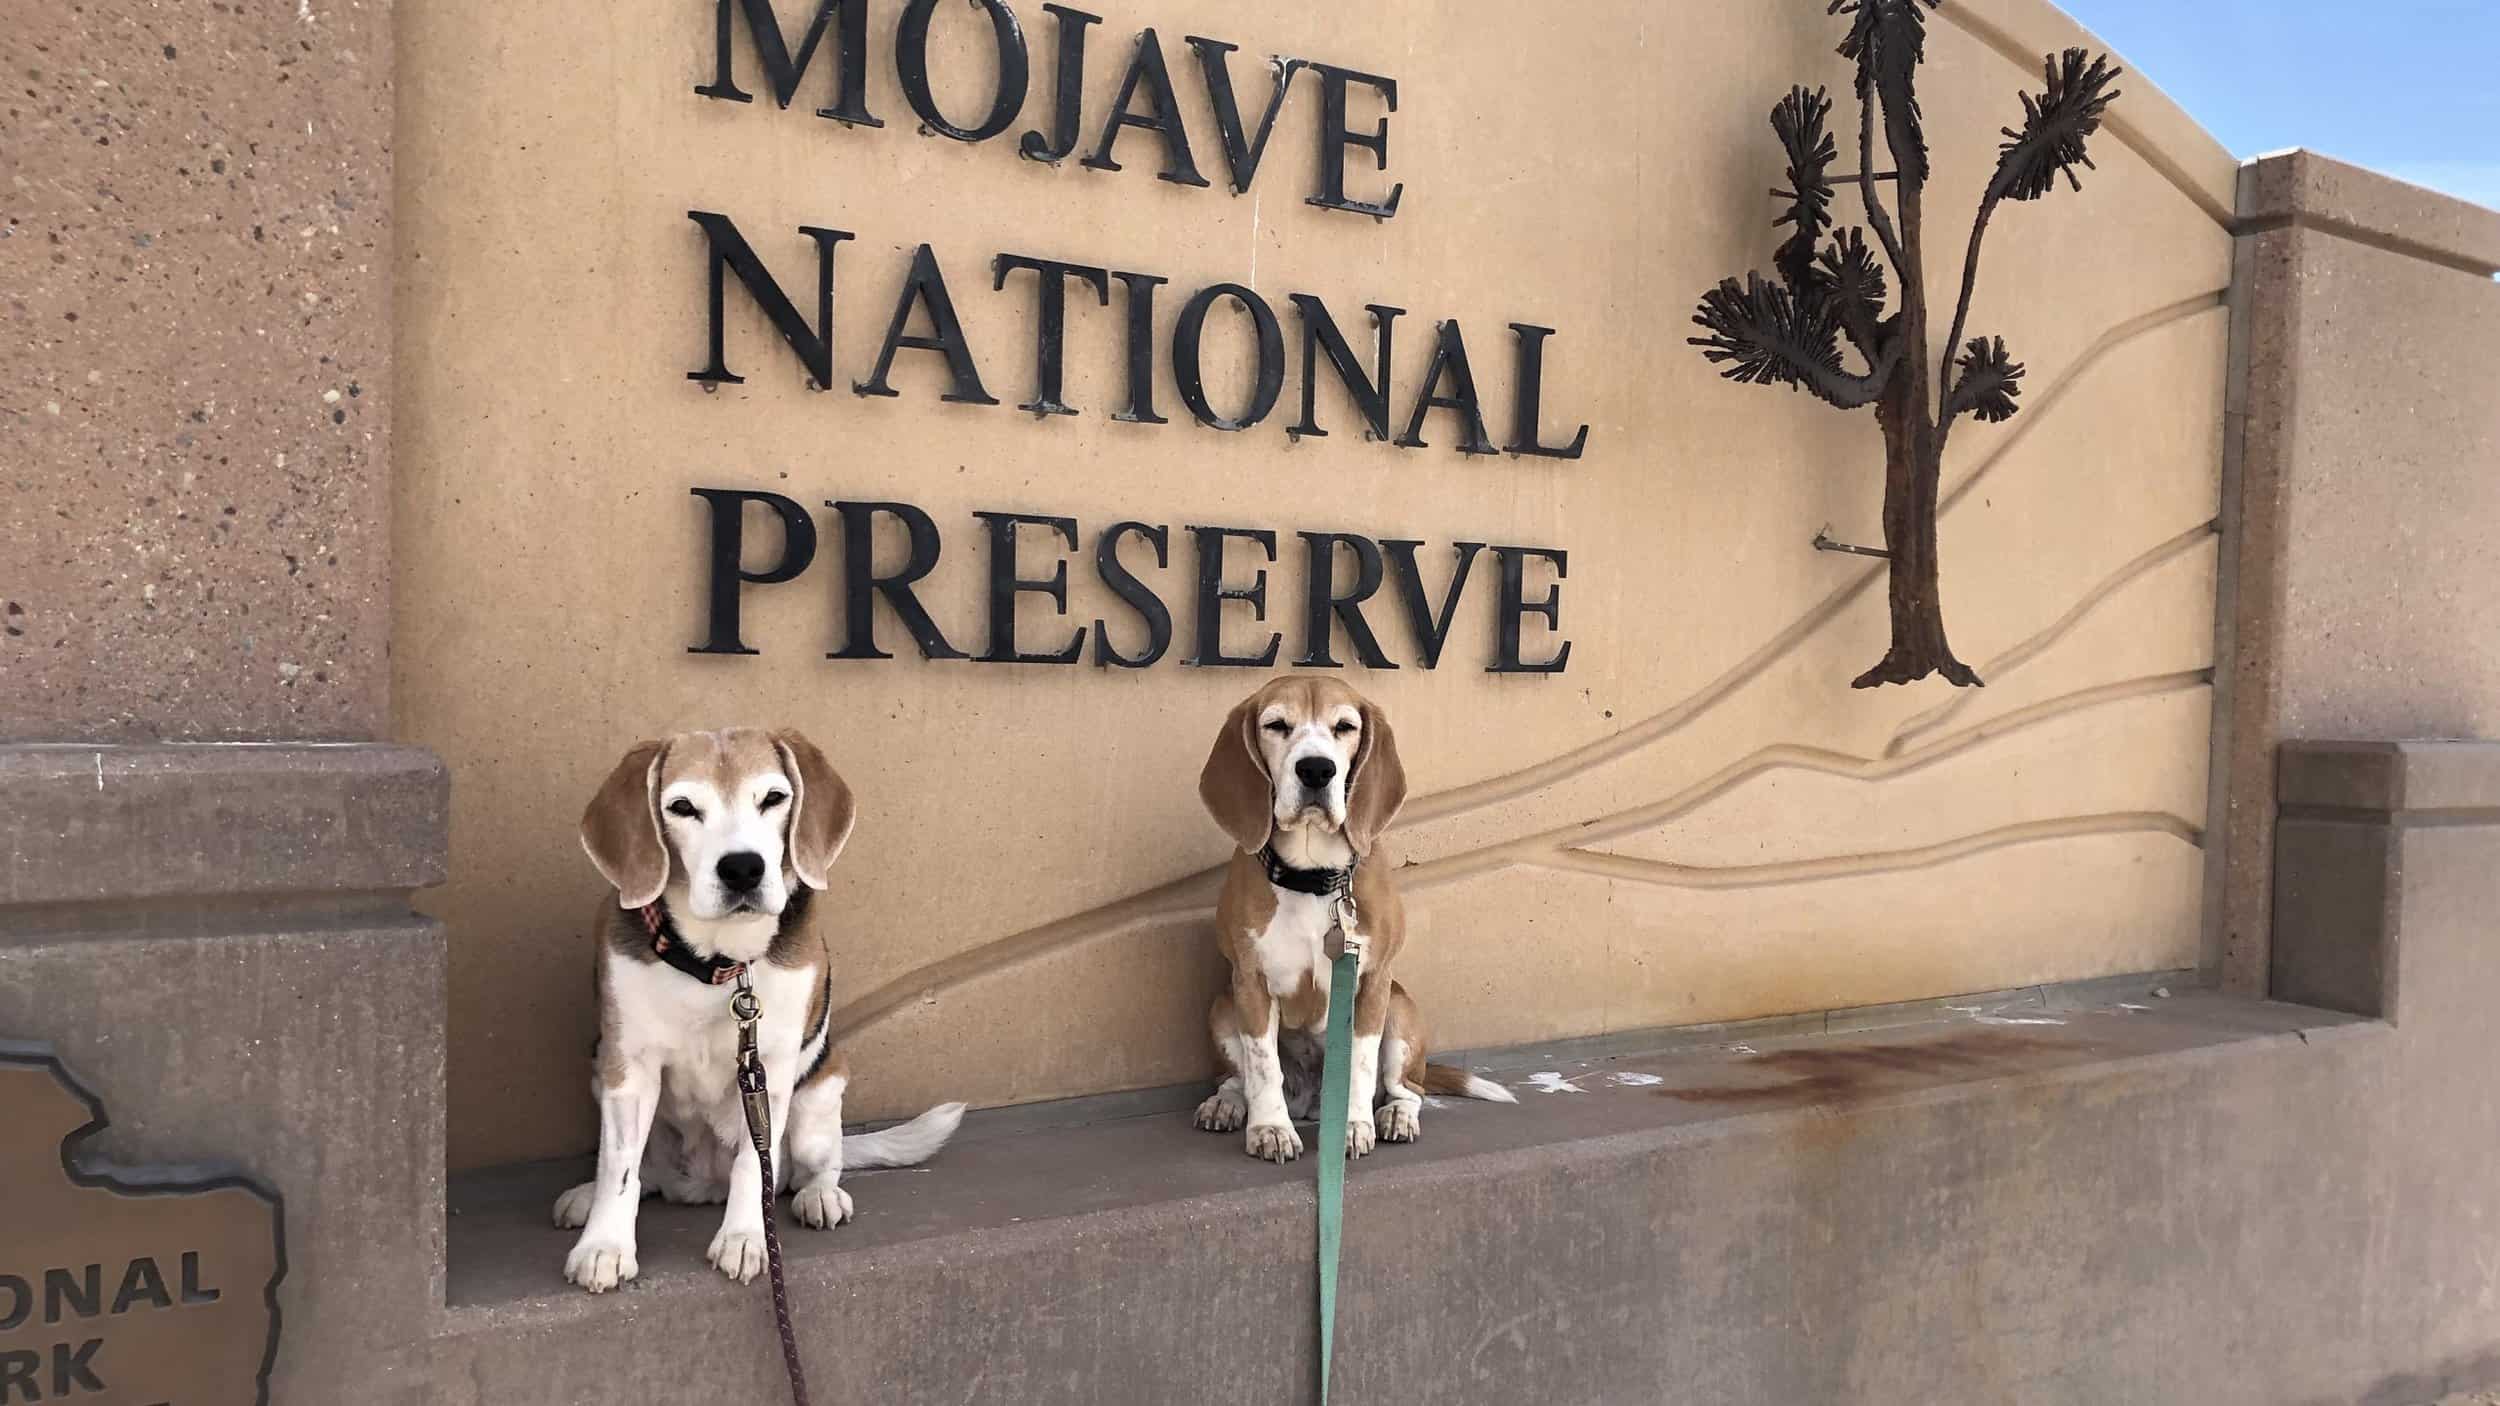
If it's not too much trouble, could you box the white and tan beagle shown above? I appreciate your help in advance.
[555,727,963,1293]
[1195,677,1514,1162]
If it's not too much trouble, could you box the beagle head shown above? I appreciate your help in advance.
[1199,676,1407,857]
[579,727,856,923]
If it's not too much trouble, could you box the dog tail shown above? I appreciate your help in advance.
[1418,1064,1518,1104]
[841,1101,967,1169]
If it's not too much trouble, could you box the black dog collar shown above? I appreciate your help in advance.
[638,899,747,985]
[1260,845,1353,898]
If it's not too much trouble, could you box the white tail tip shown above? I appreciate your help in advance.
[840,1101,967,1170]
[1465,1075,1519,1104]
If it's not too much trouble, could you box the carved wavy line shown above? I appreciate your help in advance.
[828,868,1222,1038]
[1883,519,2219,758]
[1530,811,2202,892]
[1408,290,2227,828]
[1402,668,2213,890]
[832,297,2228,1039]
[1939,4,2236,226]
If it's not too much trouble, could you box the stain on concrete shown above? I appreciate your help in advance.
[1661,1029,2077,1107]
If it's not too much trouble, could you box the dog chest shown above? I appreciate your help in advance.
[1247,889,1367,1031]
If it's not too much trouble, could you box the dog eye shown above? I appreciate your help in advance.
[666,799,701,820]
[759,790,788,811]
[1332,720,1358,735]
[1262,720,1289,734]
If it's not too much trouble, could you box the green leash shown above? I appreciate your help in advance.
[1316,918,1361,1404]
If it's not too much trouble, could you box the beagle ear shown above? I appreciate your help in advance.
[581,740,670,909]
[1198,695,1274,854]
[774,729,856,891]
[1344,701,1408,857]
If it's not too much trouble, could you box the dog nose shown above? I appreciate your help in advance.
[1294,756,1338,790]
[716,851,766,893]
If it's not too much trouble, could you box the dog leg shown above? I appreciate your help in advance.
[1232,977,1301,1163]
[1378,986,1426,1144]
[1195,992,1249,1132]
[565,1058,660,1292]
[786,1071,854,1230]
[706,1068,792,1284]
[1342,964,1396,1157]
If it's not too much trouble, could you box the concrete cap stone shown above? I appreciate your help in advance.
[2278,740,2500,817]
[0,743,448,907]
[2239,149,2500,275]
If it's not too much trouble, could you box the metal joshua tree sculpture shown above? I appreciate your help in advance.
[1690,0,2122,688]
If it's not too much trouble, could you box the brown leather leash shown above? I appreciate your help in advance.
[732,969,812,1406]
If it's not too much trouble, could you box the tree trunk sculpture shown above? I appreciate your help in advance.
[1689,1,2122,689]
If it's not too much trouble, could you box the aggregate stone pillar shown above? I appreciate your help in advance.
[0,0,444,1397]
[2210,151,2500,994]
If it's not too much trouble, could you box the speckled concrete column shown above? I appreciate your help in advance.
[0,2,444,1397]
[1,0,392,741]
[2210,152,2500,993]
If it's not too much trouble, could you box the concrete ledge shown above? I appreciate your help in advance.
[0,742,447,907]
[2280,739,2500,819]
[2240,149,2500,275]
[422,986,2376,1405]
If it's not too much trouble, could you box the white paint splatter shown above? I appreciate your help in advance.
[2120,1003,2152,1012]
[1725,1044,1759,1056]
[93,753,104,791]
[1948,1005,2066,1027]
[1524,1072,1586,1095]
[1608,1072,1665,1087]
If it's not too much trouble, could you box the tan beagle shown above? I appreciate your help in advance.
[1194,677,1514,1162]
[554,727,963,1293]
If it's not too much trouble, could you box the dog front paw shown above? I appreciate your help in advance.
[1195,1087,1247,1132]
[564,1236,638,1293]
[707,1225,766,1284]
[1346,1118,1377,1157]
[552,1180,598,1230]
[793,1182,854,1229]
[1379,1101,1421,1144]
[1245,1121,1302,1163]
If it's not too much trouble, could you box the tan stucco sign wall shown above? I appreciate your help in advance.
[398,0,2239,1168]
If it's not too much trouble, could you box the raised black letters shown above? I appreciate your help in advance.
[1289,295,1400,441]
[1504,322,1590,459]
[1383,539,1483,669]
[895,0,1030,144]
[1173,283,1284,431]
[994,254,1111,416]
[1187,525,1281,667]
[1019,4,1102,163]
[976,511,1086,663]
[1186,37,1303,194]
[1296,532,1394,669]
[1304,62,1402,218]
[855,244,998,404]
[1092,521,1173,668]
[828,500,968,660]
[1489,545,1571,674]
[1396,319,1497,455]
[697,0,880,127]
[1082,30,1209,188]
[686,212,853,389]
[690,488,818,656]
[1110,270,1170,425]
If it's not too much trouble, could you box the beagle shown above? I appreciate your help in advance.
[554,728,964,1293]
[1194,677,1514,1162]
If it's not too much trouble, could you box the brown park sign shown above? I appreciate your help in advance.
[0,1046,281,1406]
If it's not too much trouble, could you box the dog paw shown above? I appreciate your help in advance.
[1245,1121,1302,1163]
[793,1183,854,1229]
[564,1237,638,1294]
[1346,1118,1377,1157]
[1195,1088,1247,1133]
[552,1181,598,1230]
[707,1225,766,1284]
[1379,1101,1421,1144]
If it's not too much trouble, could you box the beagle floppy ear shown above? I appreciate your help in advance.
[773,729,856,891]
[1198,695,1274,854]
[581,740,670,909]
[1343,700,1408,857]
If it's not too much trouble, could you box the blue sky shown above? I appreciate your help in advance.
[2059,0,2500,210]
